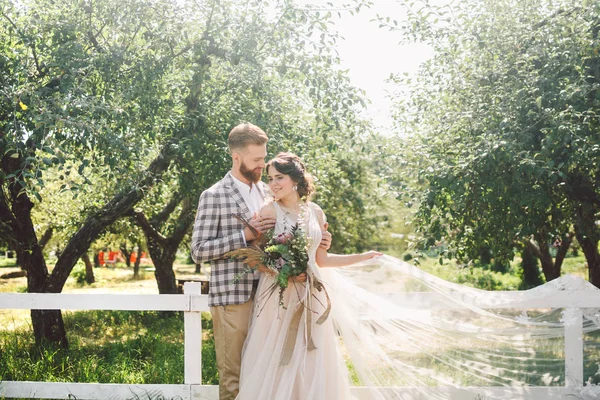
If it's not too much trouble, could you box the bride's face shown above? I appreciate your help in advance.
[267,167,297,201]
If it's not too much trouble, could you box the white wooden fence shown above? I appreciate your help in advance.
[1,283,598,400]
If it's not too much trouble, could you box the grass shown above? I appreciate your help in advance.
[0,258,18,268]
[0,310,218,385]
[0,258,220,392]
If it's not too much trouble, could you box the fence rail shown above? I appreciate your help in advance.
[0,283,595,399]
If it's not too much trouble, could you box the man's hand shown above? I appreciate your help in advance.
[244,214,276,241]
[319,222,331,250]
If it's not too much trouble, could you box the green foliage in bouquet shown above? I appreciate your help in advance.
[225,210,311,306]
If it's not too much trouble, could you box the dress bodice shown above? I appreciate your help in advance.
[272,201,322,265]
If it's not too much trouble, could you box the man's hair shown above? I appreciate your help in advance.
[228,123,269,152]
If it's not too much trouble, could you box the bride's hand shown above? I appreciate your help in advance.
[319,222,332,250]
[290,272,307,283]
[362,251,383,260]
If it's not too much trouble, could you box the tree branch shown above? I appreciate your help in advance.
[2,11,44,77]
[131,210,169,246]
[46,139,180,293]
[168,196,195,246]
[38,226,53,249]
[525,237,542,260]
[151,191,183,227]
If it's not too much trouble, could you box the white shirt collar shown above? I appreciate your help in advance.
[230,173,256,194]
[230,172,264,214]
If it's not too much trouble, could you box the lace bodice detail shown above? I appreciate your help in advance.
[272,201,322,264]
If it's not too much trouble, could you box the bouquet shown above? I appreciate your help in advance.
[226,208,332,365]
[225,210,311,307]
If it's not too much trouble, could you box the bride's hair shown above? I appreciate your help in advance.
[266,152,315,200]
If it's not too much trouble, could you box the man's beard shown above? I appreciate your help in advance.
[240,161,262,183]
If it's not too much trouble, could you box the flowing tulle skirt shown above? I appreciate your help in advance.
[236,264,353,400]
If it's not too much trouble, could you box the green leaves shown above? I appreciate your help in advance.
[395,0,600,270]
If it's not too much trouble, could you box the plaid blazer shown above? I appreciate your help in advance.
[191,172,269,307]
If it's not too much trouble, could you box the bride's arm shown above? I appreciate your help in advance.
[257,202,277,222]
[312,204,381,268]
[250,202,276,241]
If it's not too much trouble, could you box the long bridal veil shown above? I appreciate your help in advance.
[320,255,600,400]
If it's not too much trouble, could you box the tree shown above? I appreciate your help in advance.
[389,0,600,286]
[1,0,374,346]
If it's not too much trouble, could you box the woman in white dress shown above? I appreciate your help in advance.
[236,152,381,400]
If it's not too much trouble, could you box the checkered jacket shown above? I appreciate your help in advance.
[191,172,268,307]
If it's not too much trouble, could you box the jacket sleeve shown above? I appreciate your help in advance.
[190,190,246,264]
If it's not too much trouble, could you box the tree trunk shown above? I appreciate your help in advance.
[532,233,560,281]
[133,242,142,279]
[520,244,543,289]
[120,242,132,268]
[9,186,68,348]
[30,309,68,348]
[575,205,600,288]
[23,230,68,348]
[81,252,95,284]
[527,231,572,282]
[16,248,23,269]
[581,237,600,288]
[150,239,179,295]
[554,233,573,273]
[26,246,68,348]
[131,196,194,294]
[38,227,53,249]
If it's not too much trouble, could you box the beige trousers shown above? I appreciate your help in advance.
[210,300,253,400]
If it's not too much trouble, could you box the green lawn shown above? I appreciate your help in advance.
[0,310,218,385]
[0,260,219,387]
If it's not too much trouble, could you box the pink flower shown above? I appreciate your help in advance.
[275,232,293,244]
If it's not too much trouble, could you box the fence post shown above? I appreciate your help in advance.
[563,308,584,387]
[184,282,203,386]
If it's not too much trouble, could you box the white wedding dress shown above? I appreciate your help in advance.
[236,202,353,400]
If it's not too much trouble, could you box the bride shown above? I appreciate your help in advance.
[234,152,600,400]
[235,152,381,400]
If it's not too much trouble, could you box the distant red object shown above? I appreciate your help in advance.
[107,251,118,265]
[97,251,105,266]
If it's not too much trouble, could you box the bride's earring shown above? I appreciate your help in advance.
[293,185,297,191]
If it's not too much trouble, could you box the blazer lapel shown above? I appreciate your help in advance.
[224,172,252,219]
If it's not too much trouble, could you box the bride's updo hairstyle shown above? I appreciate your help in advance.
[266,152,315,200]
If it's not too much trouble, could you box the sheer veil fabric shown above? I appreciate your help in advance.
[237,202,600,399]
[324,257,600,399]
